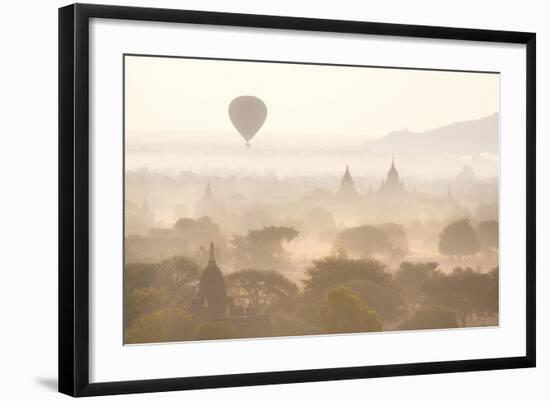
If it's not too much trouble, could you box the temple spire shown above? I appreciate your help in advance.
[343,165,352,180]
[389,154,397,174]
[204,180,213,200]
[337,165,358,198]
[209,242,216,263]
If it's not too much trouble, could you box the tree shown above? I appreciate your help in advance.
[173,216,224,251]
[398,305,459,330]
[422,267,499,327]
[303,256,392,297]
[300,257,392,328]
[124,256,201,328]
[343,279,404,322]
[319,287,382,334]
[226,269,299,314]
[477,220,499,252]
[231,226,299,269]
[333,225,392,258]
[124,307,195,344]
[438,219,480,259]
[124,287,169,327]
[158,256,201,306]
[378,223,409,258]
[303,207,336,232]
[124,262,160,292]
[394,262,440,304]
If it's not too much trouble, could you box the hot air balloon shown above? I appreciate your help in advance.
[228,96,267,146]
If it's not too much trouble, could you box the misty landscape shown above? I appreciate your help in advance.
[123,55,499,344]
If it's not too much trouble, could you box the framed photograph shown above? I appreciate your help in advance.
[59,3,536,397]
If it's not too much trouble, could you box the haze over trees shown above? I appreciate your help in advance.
[124,203,500,343]
[230,226,299,270]
[174,216,224,250]
[438,219,480,259]
[123,142,499,342]
[124,245,500,342]
[333,225,393,258]
[124,56,500,343]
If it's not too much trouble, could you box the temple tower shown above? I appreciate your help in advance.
[337,165,359,199]
[195,243,228,317]
[378,155,406,196]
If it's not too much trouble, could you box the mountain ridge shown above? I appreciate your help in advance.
[366,113,499,155]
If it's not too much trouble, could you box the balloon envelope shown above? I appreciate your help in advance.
[228,96,267,145]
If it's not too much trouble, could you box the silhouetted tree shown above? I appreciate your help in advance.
[343,279,404,322]
[398,305,459,330]
[124,307,195,344]
[158,256,201,306]
[422,267,498,327]
[230,226,299,269]
[174,216,224,251]
[334,225,392,258]
[124,287,169,327]
[226,269,299,314]
[477,220,499,252]
[319,287,382,334]
[438,219,480,259]
[303,256,392,297]
[124,256,201,328]
[124,262,160,292]
[298,256,392,326]
[394,262,440,304]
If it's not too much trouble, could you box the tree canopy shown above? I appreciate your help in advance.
[378,223,410,258]
[333,225,392,258]
[438,219,480,258]
[231,226,299,269]
[422,267,498,327]
[303,256,392,297]
[319,287,382,334]
[226,269,299,314]
[343,279,404,321]
[394,261,440,303]
[158,256,201,306]
[173,216,224,250]
[124,307,195,344]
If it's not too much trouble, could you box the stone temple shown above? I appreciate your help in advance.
[378,155,407,197]
[190,243,272,338]
[336,165,359,200]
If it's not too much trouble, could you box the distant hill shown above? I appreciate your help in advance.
[366,113,498,155]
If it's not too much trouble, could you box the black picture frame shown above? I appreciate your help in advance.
[59,3,536,397]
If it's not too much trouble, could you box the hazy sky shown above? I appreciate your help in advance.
[124,55,499,176]
[125,55,499,144]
